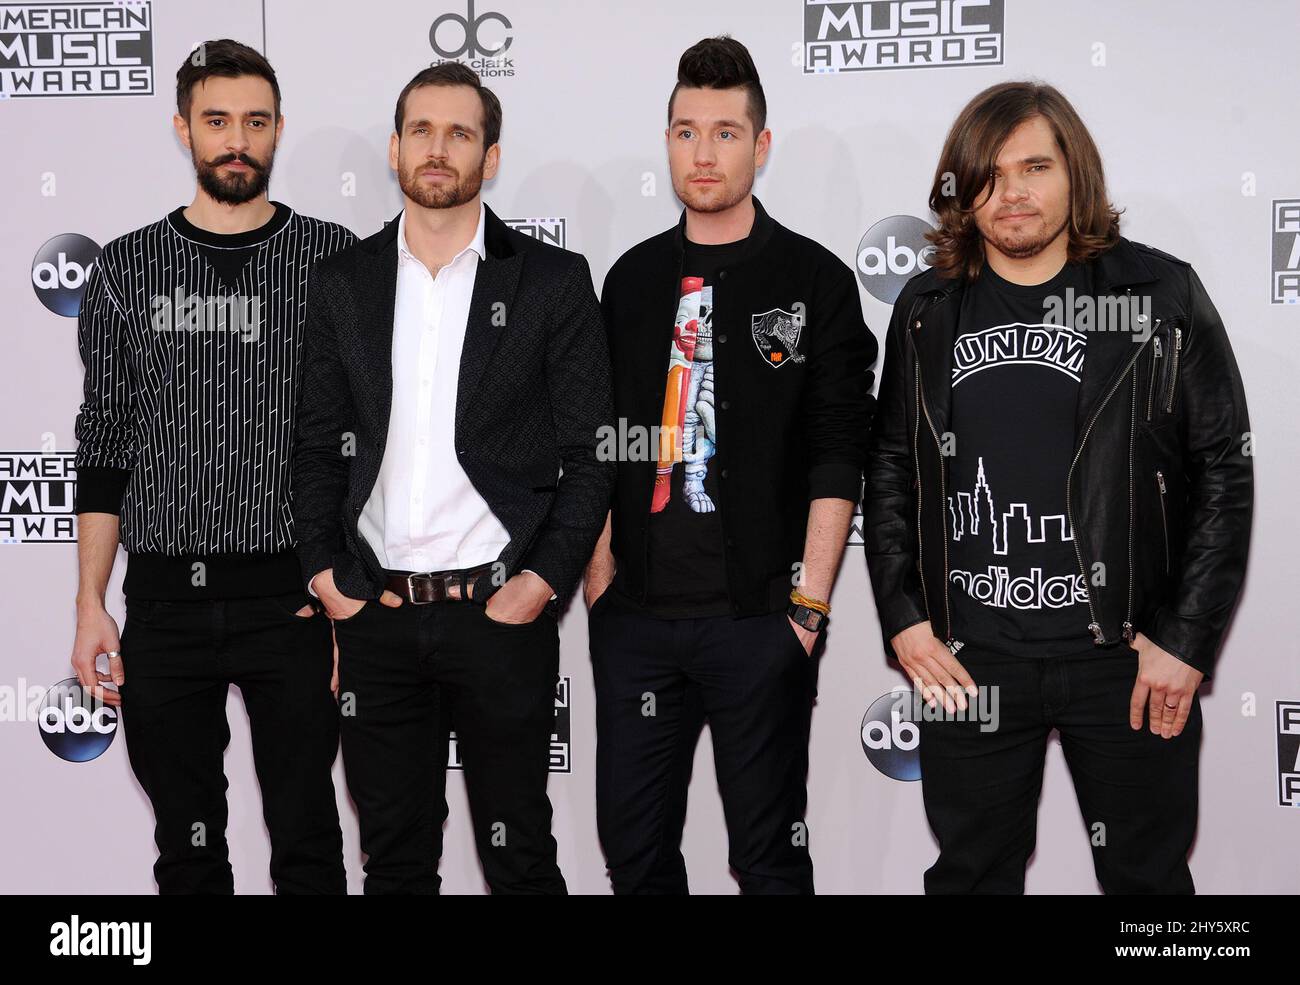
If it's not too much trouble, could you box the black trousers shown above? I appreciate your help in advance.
[919,643,1201,894]
[589,589,819,894]
[118,592,345,894]
[333,598,565,894]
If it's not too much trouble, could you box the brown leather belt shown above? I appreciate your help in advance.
[383,563,496,604]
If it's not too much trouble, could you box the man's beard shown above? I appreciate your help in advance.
[674,167,753,214]
[980,211,1069,260]
[194,150,273,206]
[399,156,484,210]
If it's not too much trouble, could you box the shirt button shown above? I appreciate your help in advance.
[718,270,728,280]
[720,400,730,410]
[718,334,727,344]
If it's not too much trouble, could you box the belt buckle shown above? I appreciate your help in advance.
[406,572,437,605]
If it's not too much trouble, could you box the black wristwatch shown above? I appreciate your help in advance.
[787,602,828,632]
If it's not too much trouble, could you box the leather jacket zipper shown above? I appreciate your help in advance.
[1122,372,1137,644]
[903,296,935,631]
[1067,327,1153,645]
[1156,470,1170,573]
[912,364,932,624]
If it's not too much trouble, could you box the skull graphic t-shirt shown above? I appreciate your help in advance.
[641,237,746,618]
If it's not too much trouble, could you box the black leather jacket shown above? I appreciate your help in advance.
[864,237,1252,677]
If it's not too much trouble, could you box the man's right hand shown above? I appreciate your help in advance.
[891,621,977,713]
[71,604,123,708]
[311,568,401,620]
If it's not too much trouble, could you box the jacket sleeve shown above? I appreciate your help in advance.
[518,254,617,603]
[73,257,135,515]
[1145,266,1253,678]
[291,262,356,590]
[863,287,930,657]
[803,260,877,501]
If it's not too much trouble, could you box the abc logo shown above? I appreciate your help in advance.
[38,678,117,763]
[856,215,937,304]
[32,233,102,317]
[860,688,921,781]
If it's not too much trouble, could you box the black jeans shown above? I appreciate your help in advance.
[118,592,345,894]
[333,598,565,894]
[589,588,819,894]
[919,643,1201,894]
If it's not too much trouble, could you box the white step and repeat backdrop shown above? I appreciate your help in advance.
[3,0,1297,893]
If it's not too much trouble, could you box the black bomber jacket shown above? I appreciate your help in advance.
[601,197,878,616]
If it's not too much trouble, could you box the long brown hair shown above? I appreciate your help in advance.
[927,81,1122,281]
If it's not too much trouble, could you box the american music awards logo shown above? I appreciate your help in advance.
[504,217,566,250]
[1272,199,1299,304]
[448,676,571,773]
[0,1,154,97]
[1,451,78,544]
[1278,700,1300,808]
[802,0,1004,74]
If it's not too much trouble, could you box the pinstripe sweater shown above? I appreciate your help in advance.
[74,203,356,598]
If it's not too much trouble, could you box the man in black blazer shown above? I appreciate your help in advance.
[292,63,613,894]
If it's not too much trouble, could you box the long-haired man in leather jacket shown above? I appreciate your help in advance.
[864,81,1252,894]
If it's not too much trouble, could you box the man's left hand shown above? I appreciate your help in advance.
[1129,631,1203,739]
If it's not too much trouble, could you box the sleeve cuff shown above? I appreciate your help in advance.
[808,461,863,503]
[521,568,558,601]
[74,466,130,515]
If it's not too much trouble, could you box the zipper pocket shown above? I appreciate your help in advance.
[1155,470,1169,573]
[1145,328,1163,421]
[1164,325,1182,413]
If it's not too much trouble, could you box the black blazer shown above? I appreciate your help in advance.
[291,204,614,606]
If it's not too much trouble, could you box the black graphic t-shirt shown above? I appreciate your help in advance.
[947,260,1095,657]
[641,237,746,618]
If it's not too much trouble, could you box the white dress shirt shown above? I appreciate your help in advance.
[357,203,514,574]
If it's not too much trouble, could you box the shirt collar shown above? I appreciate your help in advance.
[397,200,487,268]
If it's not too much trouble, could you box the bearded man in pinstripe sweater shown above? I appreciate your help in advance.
[70,40,354,894]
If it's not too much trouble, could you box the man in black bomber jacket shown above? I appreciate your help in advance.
[583,37,878,895]
[864,81,1253,894]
